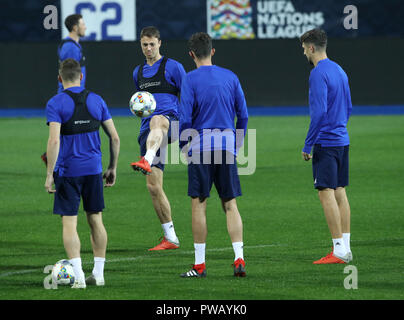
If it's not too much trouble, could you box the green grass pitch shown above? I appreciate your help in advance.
[0,114,403,300]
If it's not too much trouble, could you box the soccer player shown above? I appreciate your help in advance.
[41,14,87,166]
[300,28,353,264]
[130,26,186,251]
[44,59,120,288]
[178,32,248,277]
[57,14,87,93]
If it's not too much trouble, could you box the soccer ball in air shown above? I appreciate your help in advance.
[52,259,75,285]
[129,91,156,118]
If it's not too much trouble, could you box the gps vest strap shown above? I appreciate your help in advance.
[61,90,101,135]
[58,39,86,66]
[137,56,178,96]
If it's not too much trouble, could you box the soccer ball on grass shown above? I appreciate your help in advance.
[51,259,75,285]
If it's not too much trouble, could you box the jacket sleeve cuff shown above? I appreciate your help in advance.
[302,145,312,154]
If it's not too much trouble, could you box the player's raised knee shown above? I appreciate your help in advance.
[150,115,169,130]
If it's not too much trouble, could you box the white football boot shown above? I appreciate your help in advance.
[71,279,86,289]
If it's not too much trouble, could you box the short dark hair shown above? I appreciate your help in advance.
[188,32,212,59]
[140,26,160,40]
[300,28,327,50]
[59,58,81,82]
[65,14,83,32]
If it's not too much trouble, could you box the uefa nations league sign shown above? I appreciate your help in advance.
[207,0,325,39]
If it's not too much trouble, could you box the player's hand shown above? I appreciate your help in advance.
[44,174,56,193]
[302,151,312,161]
[103,168,116,187]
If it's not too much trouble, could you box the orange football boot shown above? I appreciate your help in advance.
[233,258,246,277]
[313,252,346,264]
[148,237,180,251]
[130,156,152,175]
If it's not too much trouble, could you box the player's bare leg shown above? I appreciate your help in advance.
[146,167,171,224]
[334,187,350,234]
[335,187,352,260]
[62,216,80,259]
[146,115,169,155]
[317,188,349,263]
[86,212,107,285]
[147,167,179,250]
[62,216,85,284]
[221,198,243,243]
[221,198,246,276]
[180,197,207,278]
[131,115,169,174]
[86,212,107,258]
[192,197,208,243]
[131,114,179,250]
[318,189,342,238]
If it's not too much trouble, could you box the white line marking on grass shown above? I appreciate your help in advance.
[0,269,39,278]
[0,243,281,278]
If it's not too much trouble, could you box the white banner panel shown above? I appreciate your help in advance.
[61,0,136,41]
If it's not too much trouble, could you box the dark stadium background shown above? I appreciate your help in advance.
[0,0,403,109]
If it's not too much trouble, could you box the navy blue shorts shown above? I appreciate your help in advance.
[138,113,178,172]
[53,173,105,216]
[312,144,349,190]
[188,151,242,199]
